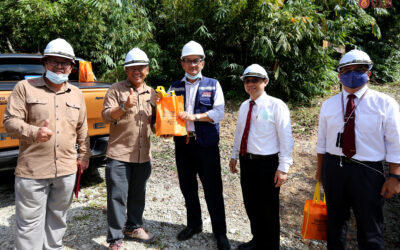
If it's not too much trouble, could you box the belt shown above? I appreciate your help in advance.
[326,153,384,176]
[242,153,277,160]
[326,153,381,165]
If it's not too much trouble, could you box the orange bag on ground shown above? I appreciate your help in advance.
[301,181,328,240]
[79,61,95,82]
[155,86,187,136]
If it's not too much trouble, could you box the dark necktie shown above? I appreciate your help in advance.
[240,100,255,156]
[342,94,356,158]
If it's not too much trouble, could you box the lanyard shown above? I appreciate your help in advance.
[341,89,368,127]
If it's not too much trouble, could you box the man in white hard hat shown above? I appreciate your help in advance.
[102,48,156,249]
[3,38,91,250]
[315,49,400,249]
[161,41,230,250]
[229,64,293,250]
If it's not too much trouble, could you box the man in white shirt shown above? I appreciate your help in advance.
[316,50,400,249]
[229,64,294,250]
[166,41,230,250]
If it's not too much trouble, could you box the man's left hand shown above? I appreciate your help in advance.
[178,112,195,121]
[381,177,400,199]
[77,159,89,171]
[274,170,287,187]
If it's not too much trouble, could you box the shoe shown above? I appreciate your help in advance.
[216,234,231,250]
[177,226,202,241]
[109,240,123,250]
[124,227,155,243]
[237,239,256,250]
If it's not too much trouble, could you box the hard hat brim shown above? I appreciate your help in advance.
[337,61,373,72]
[240,73,268,80]
[42,54,75,64]
[43,52,75,61]
[180,54,205,60]
[124,62,149,68]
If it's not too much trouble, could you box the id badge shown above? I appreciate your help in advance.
[336,132,343,148]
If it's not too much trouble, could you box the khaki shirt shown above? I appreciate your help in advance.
[3,77,91,179]
[102,80,156,163]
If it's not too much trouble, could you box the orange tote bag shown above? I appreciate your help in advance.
[301,181,328,241]
[79,61,95,82]
[155,87,187,136]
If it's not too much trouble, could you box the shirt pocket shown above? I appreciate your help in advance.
[26,98,49,123]
[66,102,81,122]
[357,114,383,134]
[254,110,275,133]
[143,99,155,116]
[199,97,212,106]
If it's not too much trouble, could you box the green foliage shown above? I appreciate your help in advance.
[1,0,398,101]
[0,0,159,76]
[141,0,380,103]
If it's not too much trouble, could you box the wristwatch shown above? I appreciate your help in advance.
[195,114,201,121]
[120,103,127,112]
[389,173,400,181]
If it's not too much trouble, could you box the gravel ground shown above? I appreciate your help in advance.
[0,92,399,250]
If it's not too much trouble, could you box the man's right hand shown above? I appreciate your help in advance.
[156,92,163,103]
[37,119,53,143]
[125,88,138,109]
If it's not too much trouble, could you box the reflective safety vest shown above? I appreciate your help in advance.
[170,77,220,147]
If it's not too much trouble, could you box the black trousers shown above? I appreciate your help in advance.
[175,137,227,236]
[239,153,280,250]
[322,154,385,250]
[105,159,152,243]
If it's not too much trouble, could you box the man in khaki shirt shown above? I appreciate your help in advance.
[102,48,156,250]
[3,38,90,250]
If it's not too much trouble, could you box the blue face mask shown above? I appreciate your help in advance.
[185,72,202,80]
[45,70,69,85]
[340,71,369,89]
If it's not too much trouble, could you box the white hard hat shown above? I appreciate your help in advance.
[337,49,373,72]
[181,41,205,59]
[240,64,268,80]
[124,48,149,68]
[43,38,75,61]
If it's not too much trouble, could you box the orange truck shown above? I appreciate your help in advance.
[0,54,110,171]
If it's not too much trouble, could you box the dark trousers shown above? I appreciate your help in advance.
[105,159,152,243]
[322,154,385,250]
[175,137,227,236]
[239,153,280,250]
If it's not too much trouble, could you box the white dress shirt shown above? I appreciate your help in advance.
[170,74,225,132]
[231,92,294,173]
[316,85,400,163]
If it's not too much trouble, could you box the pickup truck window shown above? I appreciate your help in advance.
[0,57,79,81]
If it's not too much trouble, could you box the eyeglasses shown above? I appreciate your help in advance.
[46,59,72,68]
[340,68,368,74]
[243,78,263,84]
[126,65,148,72]
[182,58,203,65]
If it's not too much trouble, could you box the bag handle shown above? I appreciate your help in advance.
[313,182,326,204]
[156,86,176,97]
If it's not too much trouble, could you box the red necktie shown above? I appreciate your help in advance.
[342,94,356,158]
[240,100,255,156]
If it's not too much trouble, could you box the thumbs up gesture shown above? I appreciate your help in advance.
[36,119,53,143]
[124,88,138,110]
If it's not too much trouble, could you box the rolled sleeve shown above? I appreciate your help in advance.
[275,102,294,173]
[76,93,91,161]
[384,99,400,163]
[3,81,38,143]
[102,86,119,124]
[231,111,243,160]
[316,104,327,154]
[206,81,225,123]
